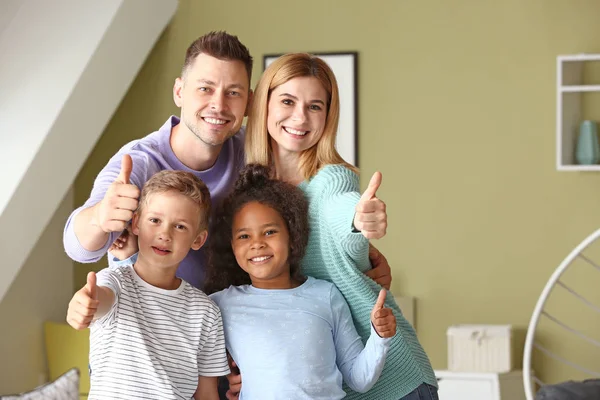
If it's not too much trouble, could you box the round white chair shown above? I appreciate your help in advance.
[523,228,600,400]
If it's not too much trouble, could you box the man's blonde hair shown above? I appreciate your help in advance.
[245,53,357,180]
[138,170,211,231]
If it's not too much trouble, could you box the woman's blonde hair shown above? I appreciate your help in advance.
[245,53,357,180]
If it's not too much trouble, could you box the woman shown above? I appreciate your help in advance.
[240,53,438,400]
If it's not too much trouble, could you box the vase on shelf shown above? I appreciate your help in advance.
[575,120,600,165]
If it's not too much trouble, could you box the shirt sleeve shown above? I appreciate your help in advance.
[92,267,122,326]
[197,305,230,377]
[330,285,390,393]
[62,147,151,263]
[320,166,369,263]
[108,252,139,268]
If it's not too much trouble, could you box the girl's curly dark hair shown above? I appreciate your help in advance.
[204,164,309,294]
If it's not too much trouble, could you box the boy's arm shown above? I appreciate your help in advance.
[196,306,230,385]
[66,272,116,330]
[330,286,393,393]
[193,376,219,400]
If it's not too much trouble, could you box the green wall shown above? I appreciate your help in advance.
[75,0,600,385]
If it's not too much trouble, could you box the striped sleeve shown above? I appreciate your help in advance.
[93,266,122,325]
[197,305,230,377]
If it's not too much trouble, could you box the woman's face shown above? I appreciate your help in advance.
[266,76,328,157]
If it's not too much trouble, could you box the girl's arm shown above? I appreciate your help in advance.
[330,286,393,393]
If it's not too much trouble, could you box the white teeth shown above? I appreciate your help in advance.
[204,117,227,125]
[284,127,308,136]
[251,256,271,262]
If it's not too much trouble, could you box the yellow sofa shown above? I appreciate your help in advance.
[44,321,90,400]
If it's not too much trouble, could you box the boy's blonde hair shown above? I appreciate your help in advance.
[245,53,357,181]
[138,170,211,231]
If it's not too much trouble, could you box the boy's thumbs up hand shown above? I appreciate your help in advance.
[92,154,140,234]
[370,289,396,338]
[85,271,97,300]
[354,172,387,240]
[66,272,100,330]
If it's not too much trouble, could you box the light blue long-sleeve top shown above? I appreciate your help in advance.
[210,276,390,400]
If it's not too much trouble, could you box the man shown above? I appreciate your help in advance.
[64,31,391,290]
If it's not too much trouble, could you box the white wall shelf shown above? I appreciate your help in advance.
[557,54,600,171]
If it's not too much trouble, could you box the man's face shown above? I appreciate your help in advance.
[174,53,251,148]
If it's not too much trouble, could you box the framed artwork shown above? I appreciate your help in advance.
[263,52,359,166]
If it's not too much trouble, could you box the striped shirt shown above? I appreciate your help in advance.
[88,264,229,400]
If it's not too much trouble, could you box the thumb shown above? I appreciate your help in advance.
[373,289,387,311]
[86,271,97,300]
[116,154,133,184]
[359,172,382,202]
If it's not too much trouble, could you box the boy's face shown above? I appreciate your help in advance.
[132,190,207,270]
[231,201,291,289]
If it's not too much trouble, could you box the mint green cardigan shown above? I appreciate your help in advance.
[299,165,437,400]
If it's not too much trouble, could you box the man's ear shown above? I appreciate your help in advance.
[173,77,184,108]
[131,212,140,236]
[244,90,254,117]
[191,230,208,251]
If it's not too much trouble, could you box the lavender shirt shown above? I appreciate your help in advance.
[63,116,246,288]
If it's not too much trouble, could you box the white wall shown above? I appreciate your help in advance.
[0,0,178,303]
[0,189,74,394]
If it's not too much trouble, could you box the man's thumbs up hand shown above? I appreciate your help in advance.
[116,153,133,184]
[354,172,387,239]
[92,154,140,234]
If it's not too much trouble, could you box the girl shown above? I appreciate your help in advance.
[242,53,438,400]
[206,164,397,400]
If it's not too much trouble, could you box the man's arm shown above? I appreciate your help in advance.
[365,243,392,290]
[64,153,141,262]
[73,155,139,252]
[194,376,219,400]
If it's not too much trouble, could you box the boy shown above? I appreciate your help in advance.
[66,170,228,400]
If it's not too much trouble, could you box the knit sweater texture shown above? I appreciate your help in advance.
[299,164,438,400]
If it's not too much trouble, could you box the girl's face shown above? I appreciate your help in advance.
[231,201,292,289]
[266,76,328,158]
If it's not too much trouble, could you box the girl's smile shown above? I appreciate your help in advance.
[231,201,294,289]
